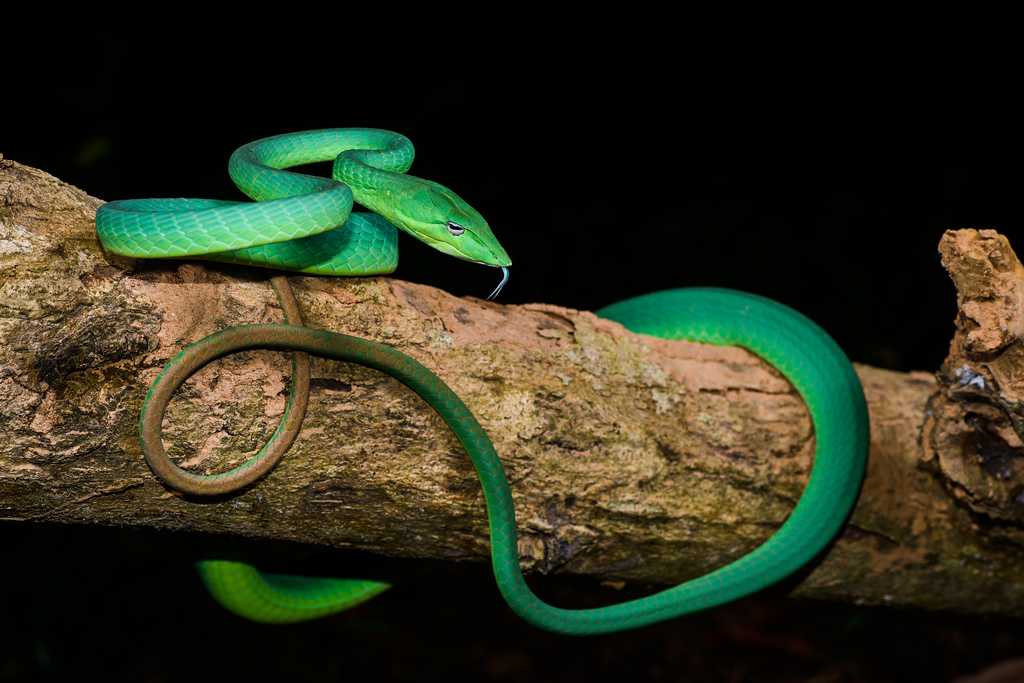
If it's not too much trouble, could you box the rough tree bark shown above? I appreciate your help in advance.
[1,157,1022,616]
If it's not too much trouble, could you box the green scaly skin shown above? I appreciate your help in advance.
[94,129,869,634]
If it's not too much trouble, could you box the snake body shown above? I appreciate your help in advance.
[95,129,869,634]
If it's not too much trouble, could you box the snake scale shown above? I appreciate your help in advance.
[94,128,869,635]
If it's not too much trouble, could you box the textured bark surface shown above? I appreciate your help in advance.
[1,157,1022,615]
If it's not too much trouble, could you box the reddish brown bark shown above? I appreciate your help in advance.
[2,157,1022,615]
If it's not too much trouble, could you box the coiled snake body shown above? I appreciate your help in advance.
[95,129,868,635]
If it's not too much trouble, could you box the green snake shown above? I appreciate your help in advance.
[94,128,869,635]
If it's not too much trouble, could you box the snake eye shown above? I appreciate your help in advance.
[447,221,465,236]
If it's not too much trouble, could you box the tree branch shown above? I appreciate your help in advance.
[2,157,1022,616]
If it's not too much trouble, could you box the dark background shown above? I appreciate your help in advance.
[3,31,1022,681]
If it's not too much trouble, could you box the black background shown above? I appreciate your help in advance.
[3,30,1022,681]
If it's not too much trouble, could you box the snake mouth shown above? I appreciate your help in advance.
[487,266,510,300]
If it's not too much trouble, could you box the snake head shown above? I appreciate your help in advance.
[391,178,512,268]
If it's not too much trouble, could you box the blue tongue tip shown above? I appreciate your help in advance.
[487,266,510,300]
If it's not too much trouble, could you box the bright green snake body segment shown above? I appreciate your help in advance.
[94,129,869,635]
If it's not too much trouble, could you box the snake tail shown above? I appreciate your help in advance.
[138,287,868,634]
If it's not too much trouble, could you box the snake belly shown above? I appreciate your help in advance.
[95,130,869,633]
